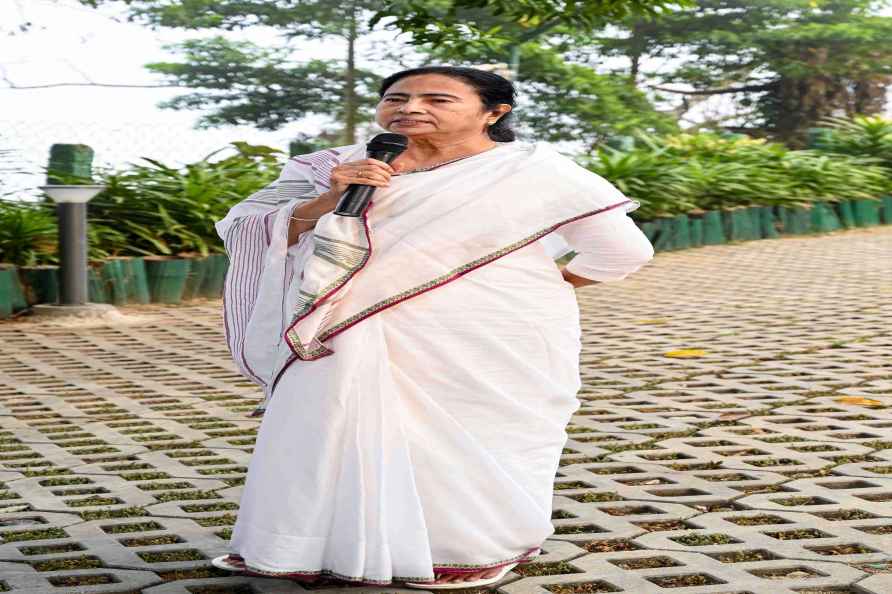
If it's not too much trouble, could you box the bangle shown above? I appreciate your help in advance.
[290,216,320,222]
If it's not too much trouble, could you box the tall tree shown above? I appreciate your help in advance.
[594,0,892,144]
[82,0,385,143]
[78,0,686,144]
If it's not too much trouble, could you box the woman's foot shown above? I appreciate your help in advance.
[431,566,504,585]
[219,554,319,583]
[219,554,246,570]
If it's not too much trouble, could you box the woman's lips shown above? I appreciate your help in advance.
[392,119,430,126]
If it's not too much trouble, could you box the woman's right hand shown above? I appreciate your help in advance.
[324,157,394,199]
[288,158,395,246]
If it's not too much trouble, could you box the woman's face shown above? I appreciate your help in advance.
[375,73,510,140]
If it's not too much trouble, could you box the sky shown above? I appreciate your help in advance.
[1,0,420,195]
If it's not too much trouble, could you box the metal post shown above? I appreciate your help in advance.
[57,202,89,305]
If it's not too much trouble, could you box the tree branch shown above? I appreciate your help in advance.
[2,81,182,90]
[0,65,182,90]
[648,83,773,95]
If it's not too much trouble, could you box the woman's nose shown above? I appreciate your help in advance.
[397,97,425,112]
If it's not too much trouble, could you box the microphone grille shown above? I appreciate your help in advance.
[367,133,409,152]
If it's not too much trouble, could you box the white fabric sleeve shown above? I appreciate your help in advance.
[558,207,655,282]
[219,161,318,395]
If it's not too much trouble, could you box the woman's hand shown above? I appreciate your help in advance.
[327,158,394,197]
[287,158,395,246]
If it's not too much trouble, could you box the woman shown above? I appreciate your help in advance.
[212,66,654,588]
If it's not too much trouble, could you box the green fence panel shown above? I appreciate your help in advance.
[0,267,28,316]
[126,258,151,304]
[689,217,704,248]
[0,268,14,318]
[638,221,659,243]
[701,211,726,245]
[88,267,108,303]
[778,205,811,235]
[881,196,892,224]
[836,200,856,229]
[758,206,779,238]
[810,202,842,233]
[201,254,229,298]
[722,207,758,241]
[651,218,675,252]
[182,257,209,301]
[669,214,691,250]
[19,266,59,305]
[99,259,129,305]
[145,258,192,304]
[852,199,881,227]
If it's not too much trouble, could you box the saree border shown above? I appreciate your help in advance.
[248,198,635,417]
[233,545,541,584]
[287,198,633,362]
[282,201,375,361]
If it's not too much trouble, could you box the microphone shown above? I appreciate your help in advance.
[333,133,409,217]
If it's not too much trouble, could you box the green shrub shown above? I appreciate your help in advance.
[88,142,283,257]
[0,200,57,266]
[584,131,889,219]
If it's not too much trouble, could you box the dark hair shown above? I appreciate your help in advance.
[378,66,516,142]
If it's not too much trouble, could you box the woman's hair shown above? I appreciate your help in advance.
[378,66,517,142]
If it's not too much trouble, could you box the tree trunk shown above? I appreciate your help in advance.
[343,2,358,144]
[853,76,891,115]
[628,22,642,87]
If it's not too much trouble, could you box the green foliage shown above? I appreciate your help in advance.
[0,201,57,266]
[87,142,283,257]
[374,0,691,50]
[81,0,385,142]
[817,115,892,169]
[514,45,678,148]
[597,0,892,142]
[146,37,381,130]
[583,132,889,219]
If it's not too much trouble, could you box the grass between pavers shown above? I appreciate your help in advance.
[18,543,85,555]
[80,506,151,521]
[609,556,682,570]
[155,567,232,581]
[192,513,237,527]
[47,574,118,587]
[153,490,221,502]
[514,561,584,576]
[119,534,184,546]
[38,476,92,486]
[101,521,165,534]
[544,580,620,593]
[0,527,68,543]
[647,574,724,588]
[136,548,206,562]
[30,554,104,571]
[670,533,740,546]
[120,472,171,481]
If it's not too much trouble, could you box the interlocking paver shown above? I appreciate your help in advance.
[1,225,891,592]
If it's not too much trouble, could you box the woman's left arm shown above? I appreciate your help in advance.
[557,207,655,289]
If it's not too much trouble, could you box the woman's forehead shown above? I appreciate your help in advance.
[384,74,473,96]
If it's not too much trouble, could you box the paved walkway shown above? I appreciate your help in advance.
[1,226,891,593]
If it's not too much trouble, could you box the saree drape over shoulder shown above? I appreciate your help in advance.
[215,140,654,584]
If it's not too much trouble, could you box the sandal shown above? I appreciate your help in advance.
[212,554,246,572]
[404,562,518,590]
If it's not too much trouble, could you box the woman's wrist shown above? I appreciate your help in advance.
[287,194,332,245]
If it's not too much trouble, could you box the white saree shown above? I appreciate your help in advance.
[215,140,654,584]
